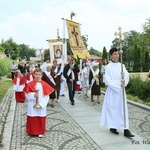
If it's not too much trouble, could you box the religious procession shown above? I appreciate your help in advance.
[0,10,150,150]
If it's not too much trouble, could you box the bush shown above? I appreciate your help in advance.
[126,75,150,105]
[145,99,150,106]
[7,72,12,78]
[0,59,15,78]
[126,75,142,96]
[126,66,133,72]
[0,80,12,103]
[127,94,143,103]
[148,71,150,78]
[140,80,150,103]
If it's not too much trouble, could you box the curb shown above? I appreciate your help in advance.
[101,91,150,111]
[2,92,16,150]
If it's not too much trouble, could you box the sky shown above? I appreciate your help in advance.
[0,0,150,52]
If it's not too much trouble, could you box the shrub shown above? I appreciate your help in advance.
[126,75,142,97]
[148,71,150,78]
[7,72,12,78]
[127,94,142,103]
[0,59,15,78]
[126,75,150,105]
[140,80,150,103]
[145,100,150,106]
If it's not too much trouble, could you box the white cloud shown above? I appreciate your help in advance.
[0,0,149,52]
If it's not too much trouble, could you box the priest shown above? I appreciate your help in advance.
[23,68,54,137]
[100,48,135,138]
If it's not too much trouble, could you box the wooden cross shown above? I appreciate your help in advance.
[71,27,79,46]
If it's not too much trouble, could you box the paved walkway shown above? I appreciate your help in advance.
[1,88,150,150]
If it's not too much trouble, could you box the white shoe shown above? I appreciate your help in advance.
[38,134,43,138]
[56,99,60,103]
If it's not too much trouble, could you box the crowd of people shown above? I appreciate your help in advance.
[10,47,135,138]
[11,57,103,106]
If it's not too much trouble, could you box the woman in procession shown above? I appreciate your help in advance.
[42,64,56,108]
[89,64,101,104]
[80,61,89,98]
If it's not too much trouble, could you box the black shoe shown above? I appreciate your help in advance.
[124,129,135,137]
[71,102,74,105]
[50,104,54,108]
[91,99,94,102]
[110,128,119,134]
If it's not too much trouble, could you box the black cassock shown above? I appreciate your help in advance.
[42,72,56,99]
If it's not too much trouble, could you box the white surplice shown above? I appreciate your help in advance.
[60,74,66,95]
[100,62,129,129]
[25,82,49,117]
[13,77,25,92]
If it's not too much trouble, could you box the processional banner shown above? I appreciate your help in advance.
[47,39,67,64]
[66,19,90,59]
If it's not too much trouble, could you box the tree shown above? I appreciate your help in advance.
[143,51,150,72]
[19,44,36,61]
[111,38,120,49]
[44,49,50,61]
[1,37,20,60]
[124,31,139,66]
[66,39,72,55]
[111,18,150,71]
[82,35,88,49]
[0,45,5,53]
[89,47,102,57]
[133,45,141,72]
[102,46,107,60]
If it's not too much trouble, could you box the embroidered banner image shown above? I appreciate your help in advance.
[66,19,90,59]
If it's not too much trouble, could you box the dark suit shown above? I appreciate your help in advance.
[63,63,79,104]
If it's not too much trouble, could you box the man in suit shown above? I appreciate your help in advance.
[63,57,79,105]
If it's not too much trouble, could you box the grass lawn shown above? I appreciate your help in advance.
[0,79,12,103]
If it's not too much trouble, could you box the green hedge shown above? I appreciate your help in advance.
[126,75,150,103]
[0,59,14,78]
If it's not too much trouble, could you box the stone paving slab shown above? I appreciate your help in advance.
[60,92,150,150]
[4,91,101,150]
[75,92,150,141]
[1,89,150,150]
